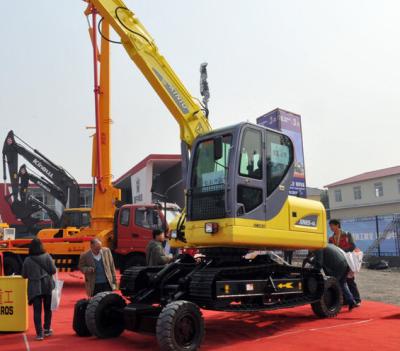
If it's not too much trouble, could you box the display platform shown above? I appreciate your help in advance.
[1,272,399,351]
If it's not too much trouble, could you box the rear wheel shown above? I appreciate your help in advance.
[311,277,343,318]
[85,292,126,338]
[156,300,204,351]
[73,299,91,337]
[4,255,21,276]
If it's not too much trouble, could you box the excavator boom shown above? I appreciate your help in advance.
[89,0,212,147]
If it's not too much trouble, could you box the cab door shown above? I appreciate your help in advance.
[131,207,162,252]
[235,127,266,222]
[116,206,134,252]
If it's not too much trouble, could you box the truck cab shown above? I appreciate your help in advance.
[113,203,181,271]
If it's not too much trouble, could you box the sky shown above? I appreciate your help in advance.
[0,0,399,188]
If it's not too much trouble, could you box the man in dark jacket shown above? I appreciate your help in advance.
[309,243,357,310]
[146,229,173,266]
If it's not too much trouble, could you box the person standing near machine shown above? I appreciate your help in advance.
[328,219,361,306]
[79,238,117,297]
[22,238,57,340]
[146,229,173,266]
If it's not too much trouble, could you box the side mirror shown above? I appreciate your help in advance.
[214,136,223,160]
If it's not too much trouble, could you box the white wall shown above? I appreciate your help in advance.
[328,175,400,210]
[130,162,153,204]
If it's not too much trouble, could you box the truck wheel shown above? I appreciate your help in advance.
[311,277,343,318]
[85,292,126,338]
[121,254,146,273]
[73,299,91,337]
[156,300,204,351]
[4,255,21,276]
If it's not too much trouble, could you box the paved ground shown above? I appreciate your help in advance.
[356,268,400,306]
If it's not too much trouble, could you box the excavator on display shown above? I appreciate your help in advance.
[74,1,342,350]
[0,3,180,275]
[2,130,89,233]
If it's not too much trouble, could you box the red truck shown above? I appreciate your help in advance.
[0,203,181,275]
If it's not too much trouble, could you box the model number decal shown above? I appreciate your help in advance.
[296,215,318,227]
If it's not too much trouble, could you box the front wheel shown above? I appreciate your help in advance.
[85,292,126,338]
[156,300,204,351]
[311,277,343,318]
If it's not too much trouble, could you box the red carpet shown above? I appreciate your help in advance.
[1,272,400,351]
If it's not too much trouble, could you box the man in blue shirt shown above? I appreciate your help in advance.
[79,238,117,297]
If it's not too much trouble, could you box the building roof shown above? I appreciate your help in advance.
[325,165,400,188]
[114,154,181,186]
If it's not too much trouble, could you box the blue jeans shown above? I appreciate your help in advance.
[339,274,355,306]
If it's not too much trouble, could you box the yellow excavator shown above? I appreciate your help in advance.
[75,1,341,350]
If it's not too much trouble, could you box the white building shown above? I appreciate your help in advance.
[326,165,400,219]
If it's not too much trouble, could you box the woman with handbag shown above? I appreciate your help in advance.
[22,238,56,340]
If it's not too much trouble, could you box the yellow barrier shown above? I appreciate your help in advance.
[0,276,28,332]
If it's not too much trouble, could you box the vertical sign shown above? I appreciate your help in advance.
[257,108,307,198]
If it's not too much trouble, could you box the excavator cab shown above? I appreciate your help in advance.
[61,208,91,229]
[184,122,327,250]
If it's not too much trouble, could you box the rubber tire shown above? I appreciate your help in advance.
[72,299,91,337]
[4,255,21,276]
[121,254,146,274]
[311,277,343,318]
[156,300,204,351]
[85,292,126,338]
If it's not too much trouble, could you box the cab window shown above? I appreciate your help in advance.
[135,208,162,229]
[119,208,130,226]
[192,135,232,190]
[266,131,293,196]
[239,129,262,179]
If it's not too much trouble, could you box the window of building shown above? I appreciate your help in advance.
[266,131,293,196]
[334,189,342,202]
[374,182,384,197]
[80,189,92,208]
[239,129,262,179]
[353,186,362,200]
[119,208,130,226]
[398,179,400,194]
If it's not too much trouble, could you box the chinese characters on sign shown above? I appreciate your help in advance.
[0,289,14,315]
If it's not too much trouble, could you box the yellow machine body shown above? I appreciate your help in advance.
[183,197,326,249]
[89,0,327,252]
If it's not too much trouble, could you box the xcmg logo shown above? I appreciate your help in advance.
[32,159,54,179]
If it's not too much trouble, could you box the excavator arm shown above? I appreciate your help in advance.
[2,130,81,208]
[88,0,212,148]
[18,165,66,206]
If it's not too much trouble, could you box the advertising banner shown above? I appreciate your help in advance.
[257,109,307,197]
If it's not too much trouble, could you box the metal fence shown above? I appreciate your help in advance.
[340,214,400,256]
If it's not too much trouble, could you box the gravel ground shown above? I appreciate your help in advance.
[289,254,400,306]
[355,268,400,306]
